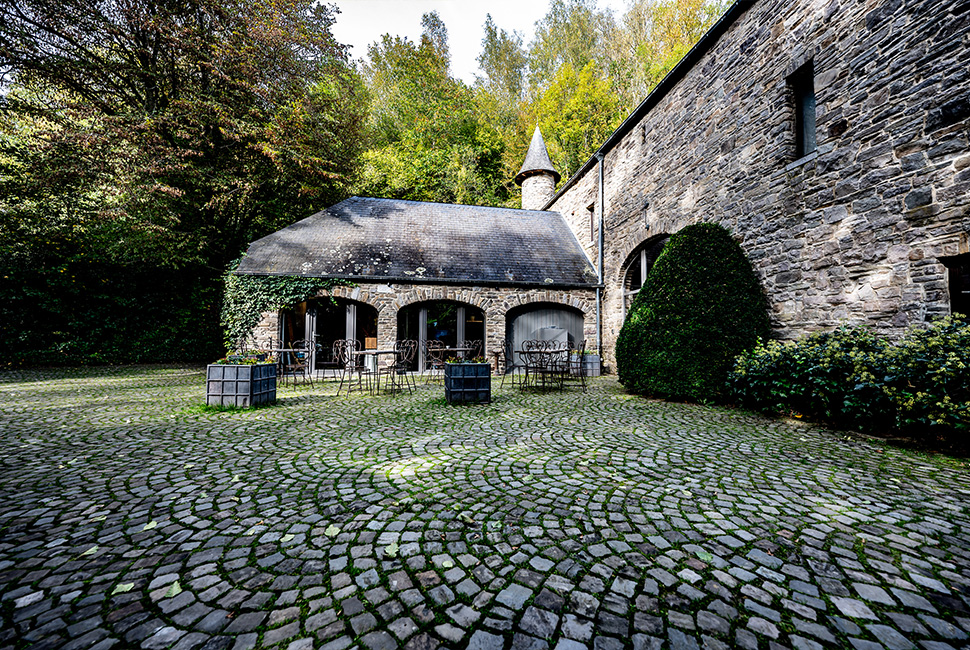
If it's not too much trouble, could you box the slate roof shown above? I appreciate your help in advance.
[236,197,598,288]
[515,126,561,185]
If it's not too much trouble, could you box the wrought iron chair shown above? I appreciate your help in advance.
[460,339,482,359]
[499,338,526,388]
[378,339,418,394]
[563,339,588,392]
[335,339,372,396]
[281,339,313,387]
[425,340,447,384]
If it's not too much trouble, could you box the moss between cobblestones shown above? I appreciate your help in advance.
[1,368,969,649]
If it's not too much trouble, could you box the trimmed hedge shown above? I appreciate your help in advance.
[729,315,970,437]
[617,223,770,402]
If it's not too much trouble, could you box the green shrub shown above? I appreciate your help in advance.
[617,223,770,402]
[878,315,970,432]
[728,315,970,437]
[728,326,892,430]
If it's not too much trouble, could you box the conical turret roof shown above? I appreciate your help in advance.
[515,126,561,186]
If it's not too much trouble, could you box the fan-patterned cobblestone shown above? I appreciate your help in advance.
[1,366,968,650]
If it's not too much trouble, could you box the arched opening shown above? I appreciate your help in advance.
[398,301,485,371]
[505,303,585,369]
[622,235,669,315]
[293,298,378,374]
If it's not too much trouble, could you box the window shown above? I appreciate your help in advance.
[942,254,970,318]
[789,61,817,158]
[587,202,596,244]
[622,236,669,314]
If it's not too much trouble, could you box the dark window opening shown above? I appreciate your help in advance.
[942,253,970,318]
[789,60,817,158]
[587,202,596,244]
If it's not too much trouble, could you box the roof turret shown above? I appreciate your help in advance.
[515,126,561,186]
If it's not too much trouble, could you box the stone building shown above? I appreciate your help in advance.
[549,0,969,368]
[239,0,969,372]
[237,134,599,371]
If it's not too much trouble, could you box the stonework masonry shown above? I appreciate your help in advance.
[521,173,558,212]
[253,283,597,358]
[549,0,970,369]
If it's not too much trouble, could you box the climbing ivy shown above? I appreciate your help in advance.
[221,257,352,354]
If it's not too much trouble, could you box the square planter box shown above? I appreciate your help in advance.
[444,362,491,404]
[206,363,277,407]
[570,354,601,377]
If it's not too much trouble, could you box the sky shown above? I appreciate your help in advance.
[330,0,631,84]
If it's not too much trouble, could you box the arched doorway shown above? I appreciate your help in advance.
[398,301,485,372]
[306,298,378,374]
[622,235,669,315]
[505,303,585,369]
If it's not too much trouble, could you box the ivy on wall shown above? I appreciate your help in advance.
[221,257,352,354]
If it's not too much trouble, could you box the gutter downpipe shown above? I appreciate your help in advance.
[596,152,605,355]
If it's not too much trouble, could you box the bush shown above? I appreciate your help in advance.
[728,316,970,437]
[728,326,892,431]
[617,223,770,402]
[879,315,970,432]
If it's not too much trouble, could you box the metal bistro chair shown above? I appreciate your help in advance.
[378,339,418,394]
[281,340,313,387]
[499,338,526,388]
[335,339,373,396]
[460,339,482,359]
[425,340,447,384]
[563,339,589,392]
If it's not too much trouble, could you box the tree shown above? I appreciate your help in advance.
[610,0,729,105]
[357,12,508,206]
[0,0,367,364]
[531,62,624,179]
[527,0,617,95]
[477,15,528,107]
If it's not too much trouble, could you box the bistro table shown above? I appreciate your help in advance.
[351,349,397,374]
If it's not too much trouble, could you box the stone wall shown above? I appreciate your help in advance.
[550,0,970,369]
[521,173,558,212]
[251,282,597,361]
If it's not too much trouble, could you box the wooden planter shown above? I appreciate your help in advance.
[206,363,277,407]
[444,362,491,404]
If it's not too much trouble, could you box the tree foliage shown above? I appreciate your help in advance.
[356,12,508,206]
[0,0,367,365]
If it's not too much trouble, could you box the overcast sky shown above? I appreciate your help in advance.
[330,0,631,84]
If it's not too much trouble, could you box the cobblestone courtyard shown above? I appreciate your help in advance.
[1,367,969,650]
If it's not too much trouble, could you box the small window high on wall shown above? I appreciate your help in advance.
[789,60,817,158]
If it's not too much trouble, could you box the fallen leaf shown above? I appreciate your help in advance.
[79,545,98,557]
[385,542,399,558]
[143,521,158,531]
[325,524,340,538]
[165,581,181,598]
[112,583,134,595]
[442,560,454,569]
[280,534,295,543]
[696,551,714,563]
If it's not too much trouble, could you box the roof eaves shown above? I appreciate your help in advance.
[232,270,601,290]
[541,0,753,210]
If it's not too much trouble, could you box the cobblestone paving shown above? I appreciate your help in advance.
[1,366,969,650]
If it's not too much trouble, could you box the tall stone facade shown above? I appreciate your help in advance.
[549,0,970,368]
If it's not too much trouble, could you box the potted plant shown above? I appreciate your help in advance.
[206,351,277,407]
[444,356,491,404]
[570,349,601,377]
